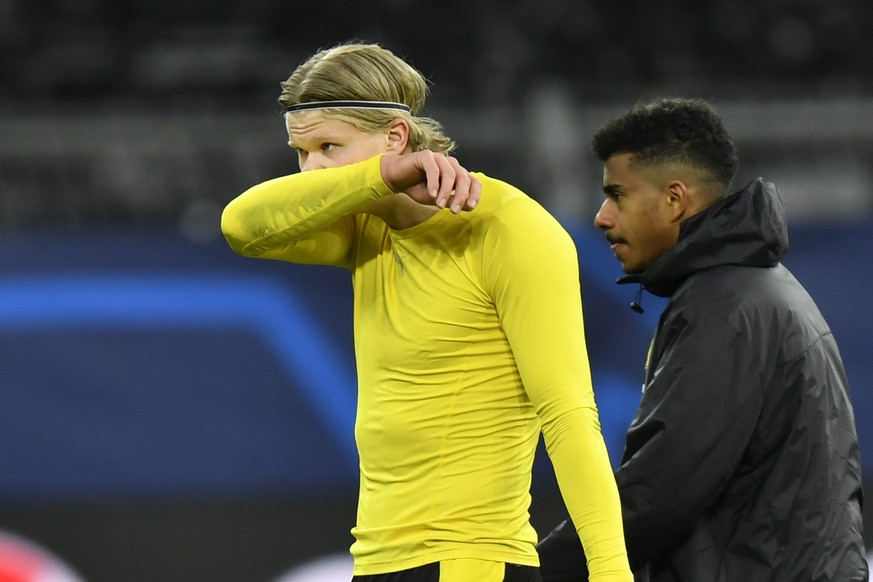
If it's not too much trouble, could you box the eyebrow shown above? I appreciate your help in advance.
[288,134,337,150]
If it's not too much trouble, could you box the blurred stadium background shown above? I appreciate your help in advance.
[1,1,871,580]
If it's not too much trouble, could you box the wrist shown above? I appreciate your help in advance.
[380,154,401,193]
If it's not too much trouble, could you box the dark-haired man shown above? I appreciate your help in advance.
[538,98,867,581]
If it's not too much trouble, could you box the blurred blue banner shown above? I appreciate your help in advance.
[0,222,869,501]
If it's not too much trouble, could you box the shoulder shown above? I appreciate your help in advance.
[672,264,824,338]
[474,173,542,212]
[471,172,572,243]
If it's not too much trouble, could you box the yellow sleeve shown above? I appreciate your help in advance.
[483,197,633,581]
[220,155,394,267]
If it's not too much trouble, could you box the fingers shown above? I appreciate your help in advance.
[431,154,479,214]
[383,150,481,213]
[443,157,480,213]
[422,152,448,205]
[465,174,482,211]
[431,154,456,210]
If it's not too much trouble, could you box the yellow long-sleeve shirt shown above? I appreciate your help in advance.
[221,155,632,580]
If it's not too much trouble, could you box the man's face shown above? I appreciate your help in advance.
[594,153,680,274]
[285,110,388,172]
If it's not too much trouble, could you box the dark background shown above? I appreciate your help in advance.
[1,1,871,580]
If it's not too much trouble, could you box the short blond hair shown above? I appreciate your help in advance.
[279,42,455,154]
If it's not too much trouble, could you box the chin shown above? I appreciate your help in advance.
[621,262,645,275]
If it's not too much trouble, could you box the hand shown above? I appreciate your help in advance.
[380,150,481,213]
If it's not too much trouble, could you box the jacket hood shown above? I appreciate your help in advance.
[619,178,789,297]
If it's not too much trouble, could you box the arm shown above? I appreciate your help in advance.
[538,518,589,581]
[221,152,481,267]
[486,199,632,581]
[615,300,762,569]
[539,292,766,577]
[221,156,391,267]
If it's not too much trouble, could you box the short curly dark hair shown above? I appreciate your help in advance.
[592,97,738,191]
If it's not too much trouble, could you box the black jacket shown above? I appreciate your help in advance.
[539,179,868,581]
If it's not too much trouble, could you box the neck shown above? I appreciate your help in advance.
[362,193,440,230]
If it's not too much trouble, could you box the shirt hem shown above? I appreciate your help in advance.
[352,548,539,576]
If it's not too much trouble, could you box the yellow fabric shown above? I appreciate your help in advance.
[222,155,632,581]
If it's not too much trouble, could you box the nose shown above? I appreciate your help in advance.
[299,152,326,172]
[594,199,614,230]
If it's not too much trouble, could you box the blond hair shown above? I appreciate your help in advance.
[278,43,455,154]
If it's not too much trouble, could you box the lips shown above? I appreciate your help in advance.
[606,237,625,253]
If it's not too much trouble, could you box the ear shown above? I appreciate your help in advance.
[665,180,691,222]
[385,118,410,154]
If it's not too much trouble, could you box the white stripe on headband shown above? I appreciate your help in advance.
[284,100,411,113]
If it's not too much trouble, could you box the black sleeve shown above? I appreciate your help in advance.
[616,297,764,568]
[538,518,589,581]
[541,289,767,577]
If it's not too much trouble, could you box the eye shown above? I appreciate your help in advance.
[320,142,337,153]
[602,185,623,202]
